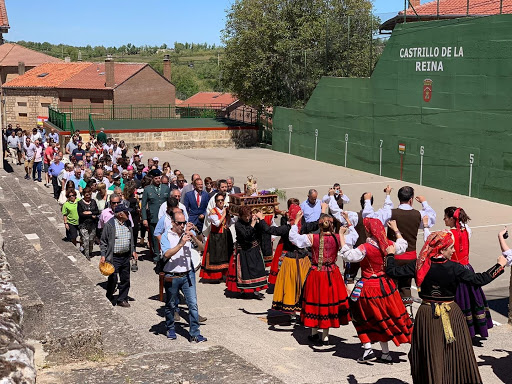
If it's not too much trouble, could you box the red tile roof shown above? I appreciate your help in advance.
[2,62,147,90]
[0,43,62,67]
[0,0,9,29]
[60,62,146,89]
[400,0,512,15]
[180,92,239,107]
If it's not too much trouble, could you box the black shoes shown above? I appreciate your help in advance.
[117,301,131,308]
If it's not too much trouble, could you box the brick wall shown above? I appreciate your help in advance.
[114,66,175,107]
[3,88,59,129]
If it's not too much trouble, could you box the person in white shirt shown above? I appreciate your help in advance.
[158,189,189,222]
[30,127,42,143]
[202,179,230,237]
[322,183,350,209]
[160,212,207,343]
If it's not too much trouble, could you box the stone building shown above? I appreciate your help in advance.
[2,58,175,127]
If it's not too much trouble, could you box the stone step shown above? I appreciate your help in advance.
[0,170,146,363]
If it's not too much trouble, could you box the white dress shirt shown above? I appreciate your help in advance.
[364,200,436,228]
[158,201,188,221]
[339,238,408,263]
[161,229,193,273]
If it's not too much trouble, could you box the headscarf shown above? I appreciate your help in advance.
[288,204,302,232]
[416,231,454,287]
[363,218,392,255]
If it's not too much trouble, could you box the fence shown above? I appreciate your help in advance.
[273,15,512,206]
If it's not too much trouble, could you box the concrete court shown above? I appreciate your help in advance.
[115,147,511,384]
[42,147,512,383]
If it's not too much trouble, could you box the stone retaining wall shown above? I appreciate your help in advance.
[50,125,259,152]
[0,235,36,384]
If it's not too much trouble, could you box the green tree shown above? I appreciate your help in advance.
[222,0,380,108]
[172,66,200,99]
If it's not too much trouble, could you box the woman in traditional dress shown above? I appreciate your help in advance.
[385,231,507,384]
[443,206,494,338]
[201,193,233,282]
[339,218,412,363]
[226,206,268,299]
[267,203,311,315]
[289,210,351,345]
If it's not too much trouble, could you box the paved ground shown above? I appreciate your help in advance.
[26,148,512,383]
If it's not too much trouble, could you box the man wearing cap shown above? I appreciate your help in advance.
[100,204,137,308]
[152,157,162,170]
[142,169,170,262]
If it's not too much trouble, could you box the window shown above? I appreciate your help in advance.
[41,103,51,108]
[90,98,104,104]
[60,97,72,103]
[17,102,27,107]
[18,113,28,117]
[37,73,49,78]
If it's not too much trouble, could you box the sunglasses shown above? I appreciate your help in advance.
[216,199,224,202]
[175,221,187,226]
[111,201,120,205]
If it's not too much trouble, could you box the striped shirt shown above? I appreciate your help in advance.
[113,219,131,254]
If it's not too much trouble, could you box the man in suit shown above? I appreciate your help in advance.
[142,169,171,262]
[183,178,209,232]
[227,176,241,194]
[180,173,200,204]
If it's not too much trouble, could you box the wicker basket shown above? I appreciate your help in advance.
[99,261,115,276]
[228,193,279,216]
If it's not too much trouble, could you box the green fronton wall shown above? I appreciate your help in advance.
[273,15,512,205]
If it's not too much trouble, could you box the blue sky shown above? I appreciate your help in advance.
[5,0,408,46]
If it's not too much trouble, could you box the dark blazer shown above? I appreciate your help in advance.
[183,189,209,230]
[141,184,170,224]
[229,186,242,194]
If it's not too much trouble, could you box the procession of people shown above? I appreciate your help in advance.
[4,125,512,383]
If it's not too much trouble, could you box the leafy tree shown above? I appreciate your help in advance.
[172,66,200,99]
[222,0,380,108]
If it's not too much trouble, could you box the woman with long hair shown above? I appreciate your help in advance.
[441,206,494,338]
[339,218,412,363]
[289,211,351,345]
[226,206,268,298]
[267,202,311,319]
[200,192,233,282]
[386,231,507,384]
[94,182,108,212]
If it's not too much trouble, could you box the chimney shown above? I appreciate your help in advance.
[64,56,71,63]
[163,54,171,81]
[409,0,420,8]
[18,61,25,76]
[105,55,115,88]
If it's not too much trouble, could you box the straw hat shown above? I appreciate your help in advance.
[99,261,115,276]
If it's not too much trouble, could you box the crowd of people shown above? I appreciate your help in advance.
[4,124,512,383]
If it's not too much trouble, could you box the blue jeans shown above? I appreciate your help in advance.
[32,161,42,181]
[164,270,199,337]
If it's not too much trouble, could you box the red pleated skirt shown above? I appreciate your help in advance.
[350,276,413,346]
[301,265,351,329]
[268,242,284,285]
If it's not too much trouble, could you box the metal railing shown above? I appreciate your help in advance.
[48,107,75,134]
[51,104,228,121]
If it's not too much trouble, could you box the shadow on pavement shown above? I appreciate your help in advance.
[347,375,409,384]
[486,297,508,318]
[478,349,512,383]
